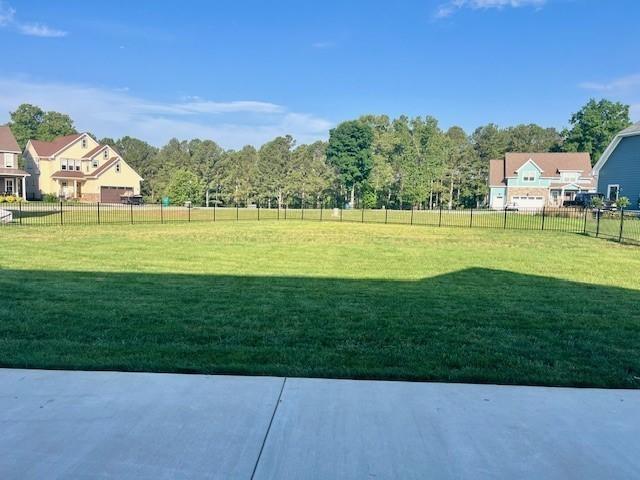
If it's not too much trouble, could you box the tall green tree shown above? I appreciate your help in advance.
[8,103,77,149]
[563,99,631,164]
[166,169,205,205]
[326,120,374,207]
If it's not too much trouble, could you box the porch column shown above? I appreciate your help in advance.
[21,176,26,201]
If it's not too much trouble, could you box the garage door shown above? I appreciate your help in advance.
[101,186,133,203]
[512,196,544,208]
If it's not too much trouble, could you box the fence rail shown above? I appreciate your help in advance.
[1,202,638,245]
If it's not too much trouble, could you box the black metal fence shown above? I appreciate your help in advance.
[1,201,638,245]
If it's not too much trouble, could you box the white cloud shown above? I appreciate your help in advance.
[18,22,67,37]
[435,0,547,18]
[0,77,333,149]
[579,73,640,93]
[0,1,67,37]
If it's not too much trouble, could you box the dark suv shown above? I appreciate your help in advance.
[563,193,614,209]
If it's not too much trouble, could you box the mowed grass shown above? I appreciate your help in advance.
[1,221,639,388]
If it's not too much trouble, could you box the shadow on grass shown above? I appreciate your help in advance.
[1,268,638,388]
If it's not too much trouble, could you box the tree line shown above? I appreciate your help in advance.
[5,99,631,208]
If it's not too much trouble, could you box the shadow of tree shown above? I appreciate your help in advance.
[1,268,638,388]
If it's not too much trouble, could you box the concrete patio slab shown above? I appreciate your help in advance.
[0,369,283,480]
[253,378,640,480]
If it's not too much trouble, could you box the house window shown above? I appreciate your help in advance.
[607,184,619,201]
[115,162,121,173]
[75,161,80,171]
[561,172,579,182]
[92,159,99,168]
[103,149,109,159]
[81,138,87,148]
[61,159,67,171]
[4,153,14,168]
[523,173,535,182]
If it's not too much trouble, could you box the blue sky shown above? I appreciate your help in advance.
[1,0,639,148]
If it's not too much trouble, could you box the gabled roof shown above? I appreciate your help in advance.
[592,122,640,176]
[0,126,21,153]
[86,157,119,178]
[505,152,592,176]
[82,144,108,159]
[30,133,83,157]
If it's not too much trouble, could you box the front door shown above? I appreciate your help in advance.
[4,178,15,195]
[607,185,619,201]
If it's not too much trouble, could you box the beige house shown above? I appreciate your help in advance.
[489,152,596,209]
[0,126,29,200]
[24,132,142,202]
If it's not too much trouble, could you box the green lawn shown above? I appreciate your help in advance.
[1,222,639,388]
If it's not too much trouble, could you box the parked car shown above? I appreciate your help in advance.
[563,193,615,210]
[120,194,144,205]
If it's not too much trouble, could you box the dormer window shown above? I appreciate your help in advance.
[81,138,87,149]
[3,153,14,168]
[523,173,535,182]
[92,159,99,168]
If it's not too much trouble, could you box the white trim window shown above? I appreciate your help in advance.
[61,159,67,171]
[115,161,121,173]
[607,184,620,201]
[92,159,99,168]
[81,137,87,149]
[3,152,14,168]
[4,178,15,194]
[523,174,535,182]
[103,149,109,159]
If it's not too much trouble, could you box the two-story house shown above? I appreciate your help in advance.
[23,132,143,202]
[0,126,29,200]
[489,152,596,209]
[592,122,640,209]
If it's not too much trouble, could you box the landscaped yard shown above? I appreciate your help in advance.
[1,222,639,388]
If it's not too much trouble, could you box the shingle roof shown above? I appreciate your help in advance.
[82,144,107,159]
[504,152,592,176]
[51,170,86,179]
[0,167,29,176]
[0,126,21,153]
[30,133,83,157]
[489,159,506,186]
[86,157,119,178]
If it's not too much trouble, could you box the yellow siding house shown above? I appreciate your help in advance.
[24,133,143,202]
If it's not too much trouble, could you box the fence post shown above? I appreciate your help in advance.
[160,202,164,224]
[361,205,365,223]
[582,208,588,234]
[301,201,305,221]
[410,206,414,225]
[19,200,22,225]
[97,202,101,225]
[385,207,388,224]
[284,205,287,220]
[236,202,239,221]
[277,205,280,221]
[596,209,600,237]
[469,207,473,228]
[320,204,323,222]
[340,207,343,222]
[130,202,134,224]
[257,201,260,221]
[439,205,443,227]
[503,207,507,229]
[60,201,63,225]
[213,201,215,222]
[541,206,546,231]
[187,203,191,223]
[619,209,624,243]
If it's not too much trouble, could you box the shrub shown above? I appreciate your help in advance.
[43,193,59,203]
[617,196,630,209]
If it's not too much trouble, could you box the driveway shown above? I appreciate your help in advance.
[1,369,638,479]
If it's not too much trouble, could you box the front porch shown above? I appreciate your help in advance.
[0,170,29,200]
[51,172,86,201]
[549,184,587,207]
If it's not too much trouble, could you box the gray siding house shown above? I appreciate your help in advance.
[593,123,640,209]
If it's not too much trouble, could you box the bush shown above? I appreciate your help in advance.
[4,195,17,203]
[617,196,630,209]
[43,193,59,203]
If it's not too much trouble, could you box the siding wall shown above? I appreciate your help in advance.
[598,135,640,208]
